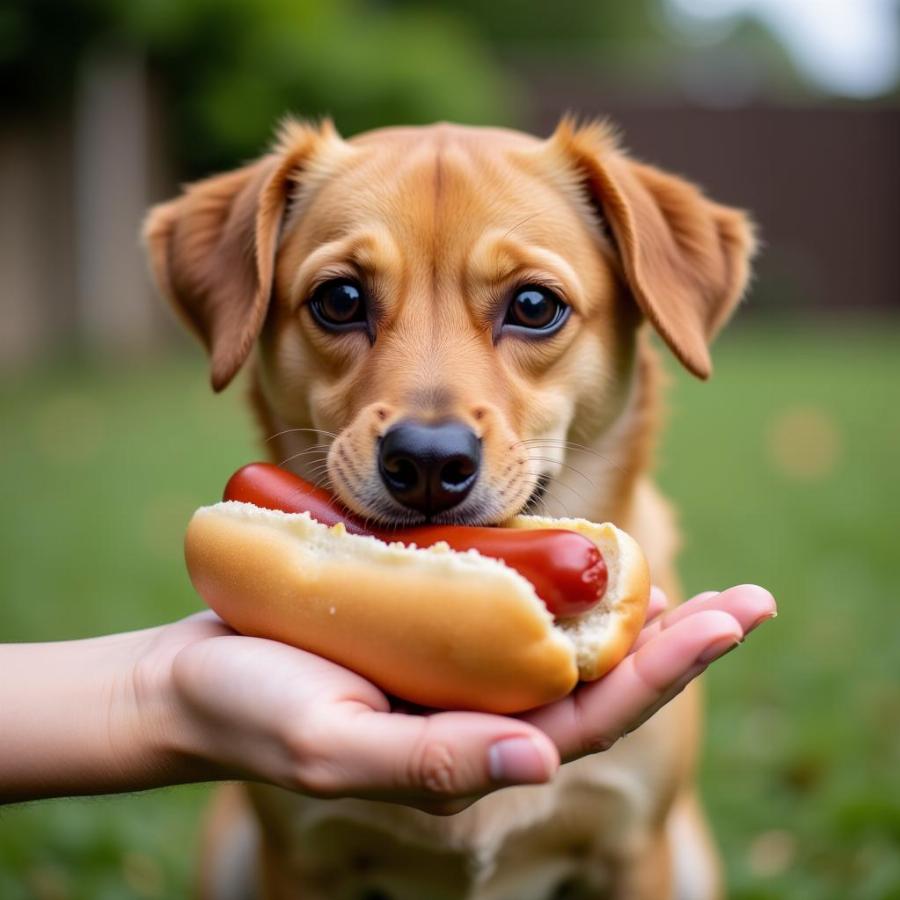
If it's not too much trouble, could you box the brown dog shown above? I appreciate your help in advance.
[145,117,755,900]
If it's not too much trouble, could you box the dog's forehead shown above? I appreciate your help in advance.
[298,124,602,262]
[347,121,540,151]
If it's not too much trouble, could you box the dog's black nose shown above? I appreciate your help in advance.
[378,420,480,516]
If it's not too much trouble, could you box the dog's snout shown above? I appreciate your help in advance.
[378,420,480,516]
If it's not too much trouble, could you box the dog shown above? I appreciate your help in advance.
[145,116,755,900]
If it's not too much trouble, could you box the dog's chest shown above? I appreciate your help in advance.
[248,707,680,900]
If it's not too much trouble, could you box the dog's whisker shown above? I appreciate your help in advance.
[515,439,626,474]
[521,484,570,518]
[523,455,597,488]
[292,465,332,489]
[309,477,334,495]
[282,458,330,475]
[520,471,583,498]
[296,441,334,451]
[515,438,607,455]
[519,483,573,518]
[522,488,551,518]
[308,464,332,491]
[514,438,615,462]
[277,447,331,467]
[513,473,575,516]
[265,427,338,444]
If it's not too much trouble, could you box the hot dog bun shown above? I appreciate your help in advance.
[184,503,650,713]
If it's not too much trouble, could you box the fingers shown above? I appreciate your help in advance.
[644,586,669,624]
[523,609,744,761]
[290,704,560,804]
[634,584,777,651]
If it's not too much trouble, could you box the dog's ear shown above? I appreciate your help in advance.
[143,119,342,391]
[548,118,757,379]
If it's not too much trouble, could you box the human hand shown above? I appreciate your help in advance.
[133,612,560,813]
[132,584,774,815]
[0,584,773,809]
[521,583,777,760]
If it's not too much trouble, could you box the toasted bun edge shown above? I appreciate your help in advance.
[185,503,580,713]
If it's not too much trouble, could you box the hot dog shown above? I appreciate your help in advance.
[184,465,650,713]
[223,463,607,619]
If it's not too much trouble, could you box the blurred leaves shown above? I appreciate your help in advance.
[131,0,523,172]
[392,0,661,51]
[3,0,894,177]
[0,0,520,173]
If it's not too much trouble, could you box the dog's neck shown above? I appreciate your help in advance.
[249,339,661,533]
[548,339,662,529]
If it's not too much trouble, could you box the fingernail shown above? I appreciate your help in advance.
[488,737,550,784]
[747,611,778,633]
[697,637,741,665]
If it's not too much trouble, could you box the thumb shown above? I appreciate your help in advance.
[302,704,560,801]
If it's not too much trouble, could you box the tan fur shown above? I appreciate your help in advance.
[145,116,755,899]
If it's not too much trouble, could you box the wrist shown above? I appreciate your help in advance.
[123,626,210,789]
[0,628,182,803]
[120,627,190,787]
[125,614,241,789]
[88,625,204,795]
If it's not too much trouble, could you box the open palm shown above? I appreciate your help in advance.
[147,584,775,815]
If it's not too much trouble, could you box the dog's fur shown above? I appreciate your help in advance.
[145,118,755,899]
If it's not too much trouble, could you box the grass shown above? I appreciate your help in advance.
[1,324,898,899]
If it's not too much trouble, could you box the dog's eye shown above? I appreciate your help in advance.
[503,286,569,335]
[309,279,367,330]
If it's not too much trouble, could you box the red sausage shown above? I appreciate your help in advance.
[224,463,367,532]
[223,462,607,618]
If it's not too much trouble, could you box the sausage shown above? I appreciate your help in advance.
[223,462,607,618]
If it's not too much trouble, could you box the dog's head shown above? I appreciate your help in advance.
[145,118,754,525]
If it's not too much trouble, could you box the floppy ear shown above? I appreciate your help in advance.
[550,118,757,379]
[143,119,338,391]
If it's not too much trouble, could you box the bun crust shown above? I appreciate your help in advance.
[185,504,578,712]
[184,503,649,713]
[505,515,651,680]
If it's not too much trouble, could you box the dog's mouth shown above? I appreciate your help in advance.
[329,470,553,529]
[523,473,552,513]
[344,491,496,529]
[324,424,553,527]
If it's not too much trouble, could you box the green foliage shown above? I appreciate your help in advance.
[0,0,519,174]
[0,324,898,897]
[129,0,522,173]
[391,0,660,51]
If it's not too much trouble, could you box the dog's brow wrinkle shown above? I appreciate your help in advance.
[502,212,540,242]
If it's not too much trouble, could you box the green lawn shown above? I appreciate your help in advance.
[1,324,898,899]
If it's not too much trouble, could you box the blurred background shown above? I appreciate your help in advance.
[1,1,898,898]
